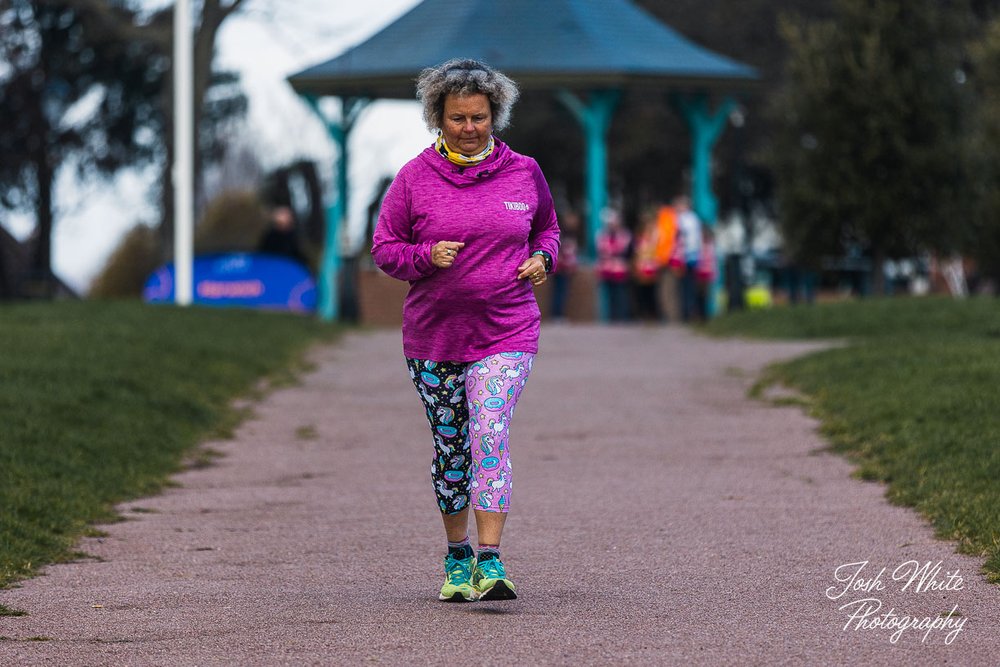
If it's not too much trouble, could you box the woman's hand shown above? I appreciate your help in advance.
[517,255,548,287]
[431,241,465,268]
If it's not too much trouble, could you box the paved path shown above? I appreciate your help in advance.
[3,325,1000,665]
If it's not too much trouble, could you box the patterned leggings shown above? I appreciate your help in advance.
[406,352,534,514]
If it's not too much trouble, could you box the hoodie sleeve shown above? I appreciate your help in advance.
[371,169,437,282]
[528,160,561,273]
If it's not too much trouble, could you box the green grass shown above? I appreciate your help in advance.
[705,296,1000,581]
[0,301,338,590]
[705,295,1000,340]
[294,424,319,440]
[0,604,28,617]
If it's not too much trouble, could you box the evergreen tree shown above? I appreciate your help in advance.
[0,0,248,298]
[967,15,1000,285]
[0,0,161,296]
[770,0,972,292]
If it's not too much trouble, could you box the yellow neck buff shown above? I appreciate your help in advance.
[435,133,495,166]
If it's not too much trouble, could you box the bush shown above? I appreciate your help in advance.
[88,190,272,299]
[88,224,161,298]
[195,190,268,255]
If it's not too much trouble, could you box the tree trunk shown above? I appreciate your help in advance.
[158,0,245,258]
[32,155,55,299]
[0,228,12,299]
[871,246,886,297]
[158,68,175,262]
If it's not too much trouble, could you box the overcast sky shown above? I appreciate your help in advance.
[8,0,428,292]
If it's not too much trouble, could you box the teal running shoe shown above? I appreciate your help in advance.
[439,554,478,602]
[473,555,517,600]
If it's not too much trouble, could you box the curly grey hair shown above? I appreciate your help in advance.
[416,58,520,133]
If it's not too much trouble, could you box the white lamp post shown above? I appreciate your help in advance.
[173,0,194,306]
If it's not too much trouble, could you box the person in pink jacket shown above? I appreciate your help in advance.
[372,59,560,603]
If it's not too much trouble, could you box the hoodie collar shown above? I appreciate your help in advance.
[419,137,515,187]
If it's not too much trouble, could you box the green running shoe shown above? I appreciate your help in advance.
[439,554,478,602]
[473,555,517,600]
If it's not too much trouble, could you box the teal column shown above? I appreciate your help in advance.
[672,93,736,317]
[555,89,621,260]
[301,95,370,322]
[672,93,735,225]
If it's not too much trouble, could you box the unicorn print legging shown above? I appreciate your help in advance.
[406,352,534,514]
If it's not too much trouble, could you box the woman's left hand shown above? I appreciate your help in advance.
[517,255,548,287]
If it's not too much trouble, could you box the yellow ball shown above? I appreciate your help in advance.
[745,285,773,309]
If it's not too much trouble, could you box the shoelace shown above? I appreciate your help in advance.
[477,558,505,580]
[445,556,474,584]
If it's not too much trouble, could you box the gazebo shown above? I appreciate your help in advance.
[288,0,757,320]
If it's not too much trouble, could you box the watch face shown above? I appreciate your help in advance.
[534,251,552,272]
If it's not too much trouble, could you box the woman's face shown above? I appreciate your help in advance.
[441,93,493,156]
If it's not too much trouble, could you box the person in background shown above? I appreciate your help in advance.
[654,202,679,322]
[595,207,632,322]
[694,225,717,320]
[551,209,580,321]
[258,205,307,266]
[673,195,703,322]
[632,208,662,322]
[371,58,559,603]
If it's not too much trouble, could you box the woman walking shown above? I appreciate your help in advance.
[372,59,560,602]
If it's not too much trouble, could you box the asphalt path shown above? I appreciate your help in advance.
[3,325,1000,665]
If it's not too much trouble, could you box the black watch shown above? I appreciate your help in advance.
[532,250,553,273]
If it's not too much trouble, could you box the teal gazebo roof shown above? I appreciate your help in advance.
[288,0,757,97]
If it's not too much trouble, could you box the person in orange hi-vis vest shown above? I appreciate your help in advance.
[654,203,679,322]
[654,204,677,267]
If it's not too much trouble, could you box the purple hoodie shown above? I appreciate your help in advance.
[372,139,560,362]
